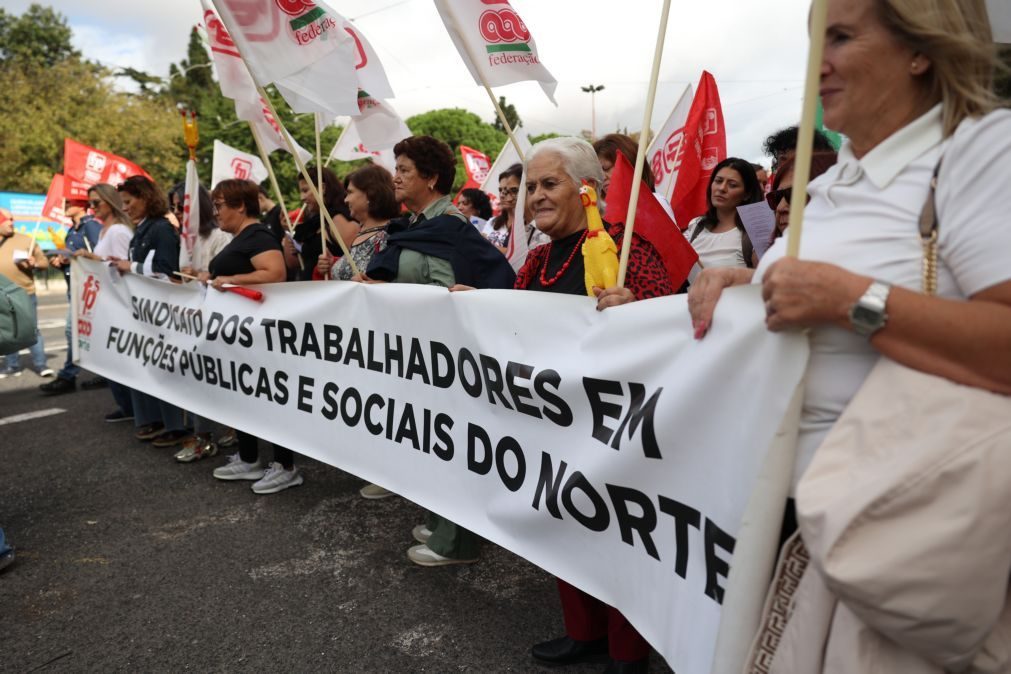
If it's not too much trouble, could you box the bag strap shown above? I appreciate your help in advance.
[917,160,942,296]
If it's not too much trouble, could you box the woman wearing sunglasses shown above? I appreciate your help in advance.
[764,152,838,246]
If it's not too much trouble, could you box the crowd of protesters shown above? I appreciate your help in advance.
[3,0,1010,670]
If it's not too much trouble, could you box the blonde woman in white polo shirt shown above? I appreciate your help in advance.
[673,0,1011,669]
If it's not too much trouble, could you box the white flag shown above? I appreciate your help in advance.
[480,135,531,197]
[181,159,200,265]
[202,1,312,162]
[987,0,1011,42]
[328,124,396,171]
[212,139,269,188]
[433,0,558,104]
[341,20,394,99]
[504,163,528,272]
[210,0,360,116]
[646,84,693,203]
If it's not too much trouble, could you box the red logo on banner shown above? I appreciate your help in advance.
[669,72,726,227]
[205,9,241,58]
[345,26,368,69]
[275,0,315,15]
[63,139,151,201]
[479,7,531,46]
[80,275,101,316]
[231,158,254,180]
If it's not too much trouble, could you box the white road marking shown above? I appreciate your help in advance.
[0,408,67,426]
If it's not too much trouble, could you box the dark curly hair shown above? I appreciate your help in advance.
[763,126,835,170]
[393,135,457,195]
[117,175,169,219]
[460,188,493,220]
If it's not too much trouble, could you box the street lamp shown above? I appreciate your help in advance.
[581,84,605,140]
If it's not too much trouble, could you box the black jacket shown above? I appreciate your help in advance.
[129,216,179,276]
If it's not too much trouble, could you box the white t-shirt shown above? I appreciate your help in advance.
[92,224,133,260]
[181,227,232,273]
[687,217,746,278]
[756,105,1011,488]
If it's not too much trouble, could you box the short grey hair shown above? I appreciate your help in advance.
[527,137,605,188]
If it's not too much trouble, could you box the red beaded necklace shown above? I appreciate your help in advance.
[539,230,588,287]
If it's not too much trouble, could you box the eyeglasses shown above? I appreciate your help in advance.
[499,187,520,197]
[765,187,810,210]
[172,202,185,213]
[212,201,226,212]
[88,200,102,209]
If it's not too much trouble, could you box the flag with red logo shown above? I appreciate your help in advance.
[202,1,312,161]
[63,139,151,201]
[433,0,558,104]
[459,145,492,191]
[181,159,201,263]
[327,91,409,171]
[608,152,698,290]
[646,84,693,214]
[209,0,360,116]
[41,174,69,224]
[212,140,269,188]
[668,72,726,228]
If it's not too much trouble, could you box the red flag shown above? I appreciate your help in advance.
[41,174,68,223]
[607,152,699,289]
[63,139,151,201]
[459,145,492,191]
[668,71,726,228]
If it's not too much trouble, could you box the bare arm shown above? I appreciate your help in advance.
[687,267,755,337]
[762,258,1011,394]
[212,250,286,289]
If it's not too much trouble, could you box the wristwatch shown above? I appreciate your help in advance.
[849,280,891,338]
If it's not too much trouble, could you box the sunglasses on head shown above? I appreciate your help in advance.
[765,186,811,210]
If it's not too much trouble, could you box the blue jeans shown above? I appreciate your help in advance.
[131,390,186,432]
[4,294,46,372]
[57,304,80,381]
[108,381,134,416]
[0,526,10,556]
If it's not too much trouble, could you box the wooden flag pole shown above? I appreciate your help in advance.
[616,0,672,288]
[256,87,358,275]
[785,0,829,258]
[441,2,525,162]
[247,121,304,271]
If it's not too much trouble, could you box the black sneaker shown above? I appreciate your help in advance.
[0,549,14,574]
[39,377,76,396]
[104,410,134,423]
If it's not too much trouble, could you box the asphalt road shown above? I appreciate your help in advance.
[1,286,674,673]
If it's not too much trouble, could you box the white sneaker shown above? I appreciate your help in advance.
[251,462,303,494]
[37,368,55,378]
[412,525,432,544]
[407,544,477,567]
[359,483,395,500]
[212,453,265,481]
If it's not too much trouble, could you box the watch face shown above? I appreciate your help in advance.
[852,303,885,332]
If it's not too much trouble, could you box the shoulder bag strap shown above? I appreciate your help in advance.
[917,160,942,296]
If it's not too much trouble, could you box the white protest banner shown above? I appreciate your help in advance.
[647,84,692,210]
[212,139,269,187]
[202,0,313,162]
[434,0,558,104]
[72,258,808,674]
[180,158,201,265]
[211,0,359,116]
[341,20,394,99]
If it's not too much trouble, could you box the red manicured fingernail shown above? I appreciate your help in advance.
[694,321,707,339]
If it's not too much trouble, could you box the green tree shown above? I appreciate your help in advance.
[406,108,506,191]
[491,96,522,133]
[0,4,79,68]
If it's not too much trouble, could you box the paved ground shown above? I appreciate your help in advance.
[1,287,674,672]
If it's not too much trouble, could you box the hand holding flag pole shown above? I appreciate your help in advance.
[615,0,672,288]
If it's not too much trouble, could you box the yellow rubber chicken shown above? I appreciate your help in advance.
[580,182,618,296]
[47,224,66,249]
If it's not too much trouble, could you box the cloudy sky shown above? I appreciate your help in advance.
[7,0,822,165]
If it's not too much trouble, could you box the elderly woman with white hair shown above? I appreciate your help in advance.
[513,136,673,673]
